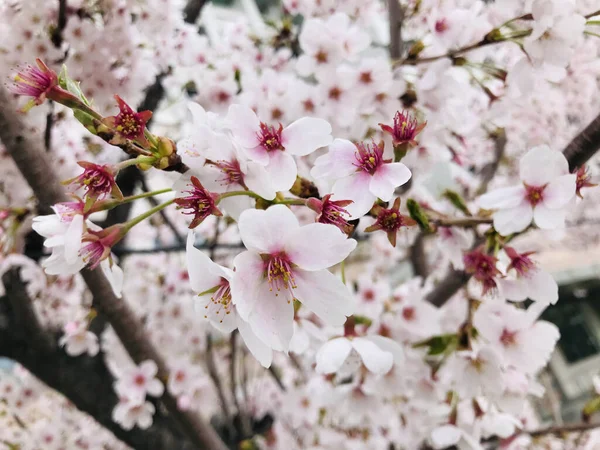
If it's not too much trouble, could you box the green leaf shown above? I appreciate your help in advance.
[442,190,471,216]
[406,199,431,232]
[58,65,91,106]
[413,333,459,356]
[583,395,600,421]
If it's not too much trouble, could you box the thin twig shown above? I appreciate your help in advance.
[268,365,287,392]
[183,0,208,24]
[139,176,185,246]
[410,232,428,279]
[50,0,68,48]
[44,102,54,152]
[388,0,404,59]
[477,128,507,195]
[230,331,253,438]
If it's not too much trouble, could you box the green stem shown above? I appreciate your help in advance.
[587,20,600,26]
[123,199,175,233]
[145,129,159,148]
[584,30,600,38]
[94,188,173,212]
[115,156,157,171]
[217,190,263,202]
[274,198,307,206]
[340,260,346,285]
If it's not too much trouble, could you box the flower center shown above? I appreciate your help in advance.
[525,184,545,206]
[354,141,384,175]
[210,159,245,187]
[204,278,233,323]
[500,329,518,347]
[116,112,142,138]
[257,123,284,152]
[80,241,105,269]
[134,374,146,386]
[435,19,448,33]
[264,253,296,299]
[315,50,328,63]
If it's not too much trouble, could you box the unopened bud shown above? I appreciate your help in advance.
[157,136,175,157]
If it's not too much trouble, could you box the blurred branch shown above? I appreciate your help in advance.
[410,233,428,279]
[50,0,68,48]
[206,333,235,443]
[388,0,404,59]
[0,85,228,450]
[183,0,208,24]
[477,128,506,195]
[139,175,185,246]
[0,270,197,449]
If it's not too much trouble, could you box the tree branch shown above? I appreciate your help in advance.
[0,270,197,450]
[410,233,428,279]
[388,0,404,59]
[0,85,228,450]
[183,0,208,24]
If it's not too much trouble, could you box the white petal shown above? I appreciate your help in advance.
[186,232,224,292]
[362,335,404,364]
[315,338,353,374]
[478,186,525,210]
[431,425,462,449]
[282,117,332,156]
[533,203,565,229]
[332,172,376,219]
[101,260,124,298]
[351,338,394,375]
[238,204,299,253]
[147,379,164,397]
[266,151,298,192]
[248,288,295,352]
[378,163,412,190]
[64,215,84,264]
[369,171,395,201]
[285,223,356,271]
[527,270,558,304]
[244,162,276,200]
[520,145,568,186]
[543,174,576,209]
[230,251,266,320]
[493,201,533,236]
[293,269,354,326]
[499,278,528,302]
[227,104,261,149]
[237,316,273,368]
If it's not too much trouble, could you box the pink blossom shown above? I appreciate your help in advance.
[231,205,356,351]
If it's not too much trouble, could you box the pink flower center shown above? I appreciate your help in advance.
[264,253,297,298]
[76,164,114,198]
[204,278,233,323]
[525,184,545,206]
[363,289,375,302]
[435,19,448,33]
[390,110,420,143]
[80,241,105,269]
[500,329,518,347]
[174,176,220,229]
[402,306,415,321]
[134,374,146,386]
[257,123,284,152]
[354,141,384,175]
[116,111,144,139]
[211,159,245,187]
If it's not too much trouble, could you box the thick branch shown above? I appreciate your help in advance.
[183,0,207,24]
[410,233,428,279]
[388,0,404,59]
[562,112,600,171]
[0,271,196,449]
[0,85,228,450]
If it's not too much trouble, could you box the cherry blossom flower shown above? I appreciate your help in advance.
[311,139,412,219]
[174,176,222,229]
[63,162,122,204]
[59,321,99,357]
[231,205,356,352]
[114,360,164,401]
[186,232,273,367]
[315,334,403,376]
[365,198,417,247]
[436,226,474,270]
[463,249,501,296]
[112,397,155,430]
[227,104,332,192]
[474,301,559,375]
[306,194,353,234]
[575,165,596,198]
[498,247,558,305]
[102,95,153,148]
[477,145,576,236]
[379,110,426,148]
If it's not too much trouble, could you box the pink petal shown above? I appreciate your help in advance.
[186,232,225,293]
[493,201,533,236]
[230,251,267,320]
[378,163,412,189]
[527,270,558,304]
[478,186,526,210]
[285,223,356,271]
[369,170,395,201]
[238,205,299,253]
[332,172,375,219]
[282,117,332,156]
[351,338,394,375]
[247,287,295,352]
[315,338,353,374]
[266,151,298,192]
[533,203,566,229]
[293,269,354,326]
[237,316,273,368]
[543,173,576,209]
[227,104,261,149]
[519,145,568,186]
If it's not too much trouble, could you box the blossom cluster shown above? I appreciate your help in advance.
[0,0,600,449]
